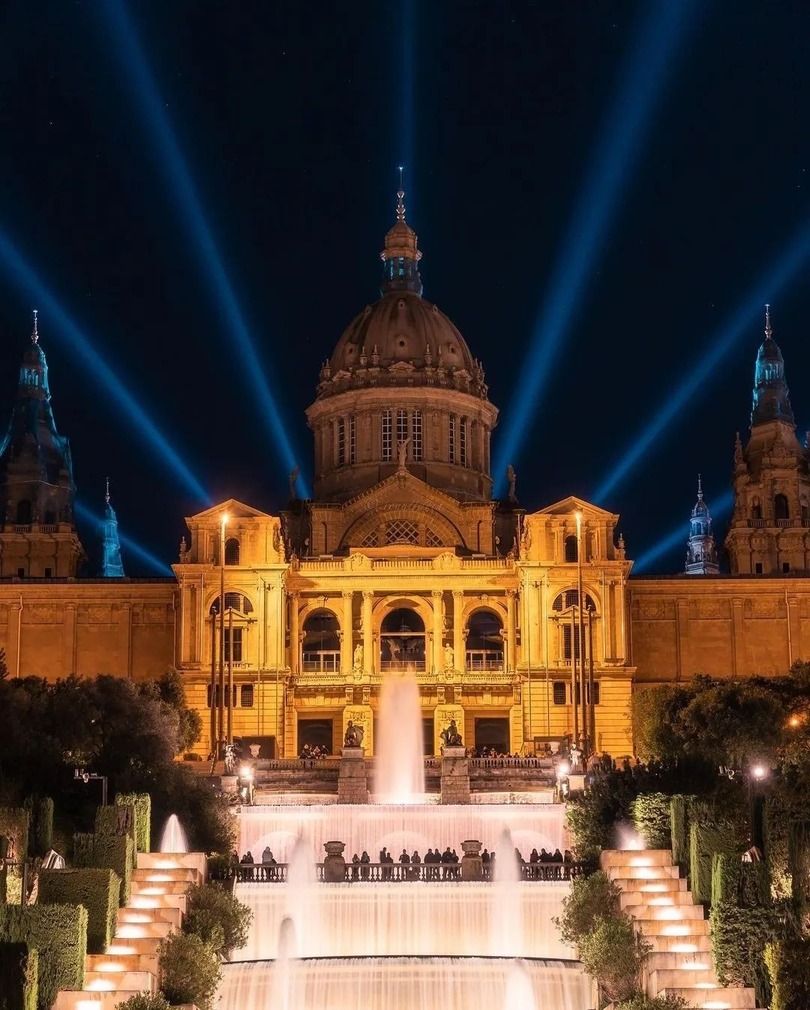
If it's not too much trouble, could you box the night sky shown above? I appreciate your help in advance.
[1,1,810,575]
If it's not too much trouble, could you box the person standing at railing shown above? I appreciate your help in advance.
[360,850,370,880]
[410,850,421,881]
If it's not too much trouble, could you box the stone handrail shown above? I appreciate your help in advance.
[212,860,590,883]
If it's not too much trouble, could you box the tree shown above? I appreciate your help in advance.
[578,914,651,1004]
[614,996,691,1010]
[183,882,252,957]
[144,668,202,754]
[554,871,621,946]
[158,933,221,1010]
[631,685,692,761]
[678,680,784,767]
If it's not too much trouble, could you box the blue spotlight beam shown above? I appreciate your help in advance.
[75,502,174,575]
[399,0,415,186]
[594,219,810,504]
[99,1,308,496]
[0,230,209,503]
[493,1,695,492]
[633,491,733,574]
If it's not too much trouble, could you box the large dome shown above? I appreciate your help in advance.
[317,291,487,401]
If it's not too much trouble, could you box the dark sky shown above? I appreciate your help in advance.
[1,1,810,574]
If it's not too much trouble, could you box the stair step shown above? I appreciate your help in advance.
[118,904,182,928]
[622,902,706,921]
[87,953,158,975]
[659,987,756,1009]
[647,935,712,954]
[132,866,198,884]
[131,879,190,896]
[105,937,162,957]
[114,920,173,940]
[612,876,687,893]
[128,891,187,912]
[645,951,714,973]
[136,852,207,882]
[607,864,682,881]
[600,849,675,868]
[619,890,693,911]
[84,968,157,993]
[648,967,720,990]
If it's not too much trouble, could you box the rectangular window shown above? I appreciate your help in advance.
[349,415,356,464]
[563,624,582,661]
[396,409,408,449]
[241,684,254,708]
[460,417,468,466]
[207,684,213,708]
[382,409,392,460]
[225,628,243,663]
[783,562,790,573]
[449,415,456,463]
[412,410,423,461]
[755,562,763,574]
[584,682,601,706]
[44,568,52,578]
[17,568,24,579]
[337,419,345,466]
[552,681,567,705]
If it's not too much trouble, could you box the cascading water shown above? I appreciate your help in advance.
[375,668,425,802]
[282,835,323,956]
[490,827,523,958]
[503,960,538,1010]
[272,917,297,1010]
[159,814,188,853]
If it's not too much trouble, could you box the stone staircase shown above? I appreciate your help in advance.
[53,852,206,1010]
[600,849,763,1010]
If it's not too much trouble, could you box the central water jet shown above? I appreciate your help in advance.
[375,668,426,803]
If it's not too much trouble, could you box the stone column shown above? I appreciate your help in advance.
[362,591,373,676]
[341,591,354,673]
[453,591,465,676]
[506,590,517,673]
[289,593,300,676]
[432,590,444,674]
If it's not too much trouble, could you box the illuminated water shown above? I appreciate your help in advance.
[375,670,425,802]
[159,814,188,853]
[490,827,522,958]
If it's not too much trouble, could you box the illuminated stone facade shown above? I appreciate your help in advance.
[0,217,808,761]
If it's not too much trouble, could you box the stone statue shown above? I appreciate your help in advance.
[288,466,300,501]
[344,720,364,748]
[396,437,411,470]
[506,464,517,502]
[353,642,364,673]
[443,643,454,671]
[440,719,463,748]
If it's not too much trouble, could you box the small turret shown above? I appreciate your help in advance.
[685,475,719,575]
[379,170,423,296]
[751,305,794,427]
[100,478,125,577]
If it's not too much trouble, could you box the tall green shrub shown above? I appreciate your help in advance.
[38,869,119,954]
[787,821,810,912]
[631,793,671,849]
[22,798,52,858]
[0,905,86,1010]
[578,914,650,1005]
[766,939,810,1010]
[0,943,38,1010]
[710,902,775,1007]
[95,805,137,868]
[183,882,252,957]
[711,854,769,907]
[115,793,151,853]
[689,822,739,903]
[158,933,221,1010]
[73,832,133,906]
[554,871,621,946]
[670,794,691,869]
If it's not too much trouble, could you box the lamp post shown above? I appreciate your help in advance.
[218,514,228,757]
[747,763,768,857]
[587,606,596,753]
[209,608,217,756]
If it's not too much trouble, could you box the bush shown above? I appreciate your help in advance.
[183,882,252,957]
[0,808,30,864]
[554,871,621,947]
[578,913,650,1004]
[788,820,810,911]
[0,904,86,1010]
[614,996,691,1010]
[711,854,769,908]
[711,901,776,1007]
[0,943,38,1010]
[670,794,691,869]
[96,806,137,868]
[766,939,810,1010]
[631,793,671,849]
[158,932,221,1010]
[115,793,151,853]
[689,822,739,903]
[38,868,119,954]
[73,832,133,906]
[113,995,172,1010]
[566,766,638,860]
[22,797,52,858]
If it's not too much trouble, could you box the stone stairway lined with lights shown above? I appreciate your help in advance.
[53,852,206,1010]
[600,849,763,1010]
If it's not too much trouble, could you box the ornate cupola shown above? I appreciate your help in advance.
[751,304,794,426]
[100,479,125,577]
[684,475,719,574]
[0,313,84,576]
[305,186,498,504]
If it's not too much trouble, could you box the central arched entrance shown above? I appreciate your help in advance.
[380,608,426,671]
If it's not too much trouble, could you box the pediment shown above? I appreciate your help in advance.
[186,498,274,524]
[339,471,468,520]
[532,496,618,521]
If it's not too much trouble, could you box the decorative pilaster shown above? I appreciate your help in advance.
[362,591,373,676]
[506,590,517,672]
[289,593,300,676]
[341,591,354,673]
[432,590,444,674]
[452,591,465,676]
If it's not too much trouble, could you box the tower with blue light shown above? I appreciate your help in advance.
[0,312,85,577]
[684,475,719,575]
[100,479,125,578]
[725,306,810,575]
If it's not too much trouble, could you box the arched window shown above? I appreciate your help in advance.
[774,494,790,521]
[15,500,32,525]
[209,593,254,616]
[380,608,426,670]
[466,610,504,671]
[751,498,762,520]
[302,609,340,672]
[564,535,578,562]
[224,538,240,566]
[552,589,596,612]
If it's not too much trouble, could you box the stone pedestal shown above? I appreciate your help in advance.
[338,747,368,804]
[440,745,470,805]
[460,838,483,881]
[322,840,347,882]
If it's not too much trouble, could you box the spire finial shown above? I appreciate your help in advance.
[31,309,38,345]
[697,473,703,500]
[105,477,110,505]
[396,165,406,222]
[765,303,772,340]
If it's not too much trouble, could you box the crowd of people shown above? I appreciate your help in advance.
[298,744,330,758]
[346,846,463,880]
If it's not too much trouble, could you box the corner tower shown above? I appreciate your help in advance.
[0,313,84,577]
[685,475,719,574]
[100,479,125,577]
[725,306,810,574]
[305,188,498,503]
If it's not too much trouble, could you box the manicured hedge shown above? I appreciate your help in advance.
[711,854,769,907]
[115,793,151,853]
[0,905,86,1010]
[689,822,738,904]
[95,805,137,868]
[38,868,119,954]
[670,794,691,870]
[766,939,810,1010]
[631,792,671,849]
[73,832,133,906]
[788,820,810,910]
[0,942,38,1010]
[22,798,53,858]
[710,901,775,1007]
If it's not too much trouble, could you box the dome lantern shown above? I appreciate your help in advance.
[379,184,423,297]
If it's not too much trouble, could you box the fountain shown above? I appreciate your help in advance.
[375,669,425,802]
[490,827,523,958]
[159,814,188,853]
[503,960,538,1010]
